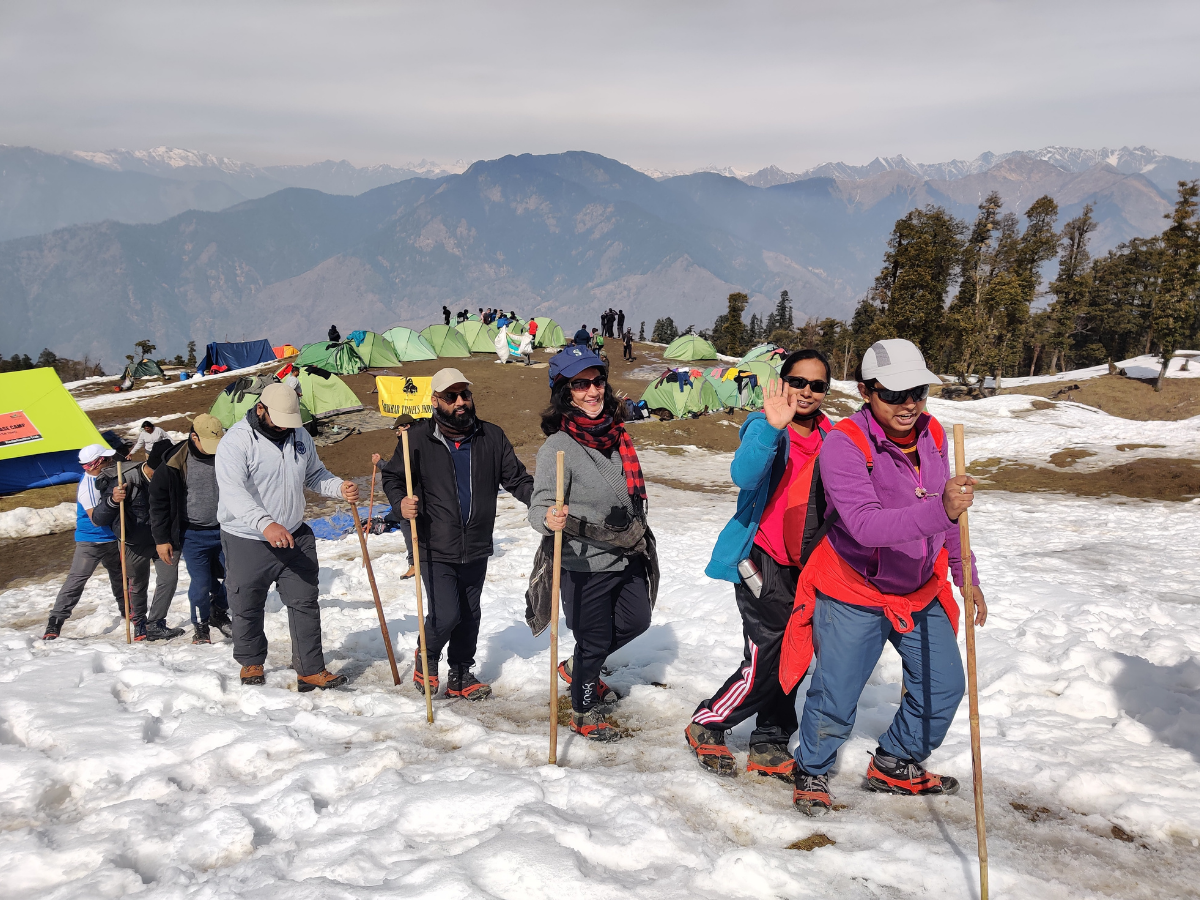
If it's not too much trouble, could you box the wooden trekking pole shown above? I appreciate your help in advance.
[549,450,565,765]
[953,424,989,900]
[402,430,434,723]
[348,501,401,685]
[363,457,378,569]
[116,461,132,644]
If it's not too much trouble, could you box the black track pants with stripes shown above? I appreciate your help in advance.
[691,544,800,744]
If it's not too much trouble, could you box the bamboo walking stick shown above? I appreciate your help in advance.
[348,500,401,685]
[363,459,378,569]
[402,431,434,723]
[953,424,989,900]
[116,461,132,644]
[549,450,564,765]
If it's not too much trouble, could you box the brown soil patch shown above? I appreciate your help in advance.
[788,833,836,851]
[0,483,78,514]
[0,531,78,591]
[999,374,1200,421]
[1048,448,1096,468]
[974,457,1200,501]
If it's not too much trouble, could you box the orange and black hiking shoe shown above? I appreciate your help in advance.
[747,742,796,783]
[866,748,959,796]
[412,647,438,694]
[240,665,266,686]
[793,772,832,816]
[297,669,349,692]
[571,707,620,742]
[558,657,621,709]
[446,665,491,701]
[43,616,64,640]
[685,723,737,777]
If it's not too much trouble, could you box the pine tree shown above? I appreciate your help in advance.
[186,341,197,367]
[764,290,794,335]
[710,292,749,356]
[36,348,58,368]
[1150,180,1200,390]
[747,313,762,344]
[1046,205,1097,372]
[651,317,678,343]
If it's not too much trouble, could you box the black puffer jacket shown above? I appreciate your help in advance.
[93,462,155,550]
[381,418,533,564]
[149,439,191,549]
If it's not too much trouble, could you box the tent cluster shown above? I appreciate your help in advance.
[208,366,363,429]
[639,345,789,419]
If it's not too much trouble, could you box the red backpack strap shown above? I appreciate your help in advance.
[832,417,873,471]
[925,414,945,452]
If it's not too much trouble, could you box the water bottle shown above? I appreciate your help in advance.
[737,558,764,598]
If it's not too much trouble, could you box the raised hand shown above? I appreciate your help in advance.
[762,377,797,430]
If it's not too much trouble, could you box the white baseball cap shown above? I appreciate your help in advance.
[259,383,304,428]
[860,340,942,390]
[78,444,116,465]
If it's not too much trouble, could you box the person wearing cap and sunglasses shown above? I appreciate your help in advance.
[687,349,834,778]
[43,444,126,640]
[529,347,657,742]
[150,413,234,644]
[380,368,533,701]
[215,383,360,691]
[785,338,987,816]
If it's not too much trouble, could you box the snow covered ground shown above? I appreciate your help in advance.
[74,362,278,413]
[0,502,75,540]
[982,353,1200,389]
[2,454,1199,896]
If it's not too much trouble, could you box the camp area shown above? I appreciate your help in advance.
[196,340,276,374]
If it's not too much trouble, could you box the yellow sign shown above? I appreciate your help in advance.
[376,376,434,418]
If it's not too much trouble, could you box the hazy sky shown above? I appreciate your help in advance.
[2,0,1198,172]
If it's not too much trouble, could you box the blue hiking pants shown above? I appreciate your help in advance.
[180,527,228,625]
[795,589,965,775]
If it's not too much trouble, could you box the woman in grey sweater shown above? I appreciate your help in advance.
[529,347,654,742]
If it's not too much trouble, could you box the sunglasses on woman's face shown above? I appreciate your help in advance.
[570,375,607,391]
[873,384,930,405]
[782,375,829,394]
[437,389,472,403]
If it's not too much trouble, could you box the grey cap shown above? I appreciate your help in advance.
[861,340,942,390]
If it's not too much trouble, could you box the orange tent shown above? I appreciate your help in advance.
[273,344,299,359]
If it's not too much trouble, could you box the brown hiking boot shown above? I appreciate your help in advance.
[240,665,265,686]
[685,722,737,777]
[401,564,416,579]
[413,647,438,694]
[297,669,348,693]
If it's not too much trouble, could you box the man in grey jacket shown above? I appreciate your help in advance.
[216,383,360,691]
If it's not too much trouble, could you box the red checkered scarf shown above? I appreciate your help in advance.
[561,412,647,503]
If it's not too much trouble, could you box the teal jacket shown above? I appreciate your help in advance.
[705,412,792,583]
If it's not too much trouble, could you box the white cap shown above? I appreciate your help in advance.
[79,443,116,465]
[861,340,942,390]
[259,383,304,428]
[431,367,471,393]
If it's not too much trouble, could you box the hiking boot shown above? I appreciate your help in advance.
[793,772,832,816]
[297,669,348,692]
[240,665,266,686]
[571,707,620,742]
[412,647,439,694]
[747,741,797,783]
[558,657,621,709]
[132,617,147,642]
[146,619,185,641]
[446,665,492,701]
[209,604,233,638]
[866,748,959,796]
[401,564,416,579]
[684,723,737,777]
[43,616,65,640]
[192,622,211,644]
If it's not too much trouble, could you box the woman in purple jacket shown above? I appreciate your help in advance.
[790,339,989,816]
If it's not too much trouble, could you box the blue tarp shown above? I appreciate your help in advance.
[0,450,83,495]
[307,504,395,541]
[197,340,275,374]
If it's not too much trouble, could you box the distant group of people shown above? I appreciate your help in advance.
[441,307,521,328]
[600,308,625,339]
[41,331,986,819]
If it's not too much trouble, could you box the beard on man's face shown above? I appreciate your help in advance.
[438,399,476,429]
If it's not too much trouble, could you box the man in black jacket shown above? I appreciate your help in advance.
[381,367,533,701]
[93,455,159,640]
[149,414,233,644]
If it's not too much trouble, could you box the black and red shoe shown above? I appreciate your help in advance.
[865,748,959,796]
[793,771,832,816]
[746,742,796,783]
[132,617,147,642]
[43,616,65,640]
[446,665,491,701]
[412,647,439,694]
[685,723,737,777]
[558,657,621,709]
[571,707,620,742]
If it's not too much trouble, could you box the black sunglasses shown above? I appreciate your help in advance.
[872,384,930,404]
[437,389,473,403]
[782,375,829,394]
[569,375,607,391]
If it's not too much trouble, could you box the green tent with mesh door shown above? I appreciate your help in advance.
[529,317,565,348]
[294,341,367,374]
[349,331,403,368]
[382,326,438,361]
[295,367,362,418]
[419,325,472,358]
[664,334,718,361]
[739,344,788,368]
[456,319,500,353]
[639,371,721,418]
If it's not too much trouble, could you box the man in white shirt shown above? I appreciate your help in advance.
[129,421,170,459]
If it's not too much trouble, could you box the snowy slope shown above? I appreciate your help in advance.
[2,468,1199,897]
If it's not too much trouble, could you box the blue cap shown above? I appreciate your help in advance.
[548,346,606,387]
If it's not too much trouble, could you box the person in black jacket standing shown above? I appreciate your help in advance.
[381,367,533,701]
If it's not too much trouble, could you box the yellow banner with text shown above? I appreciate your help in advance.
[376,376,434,418]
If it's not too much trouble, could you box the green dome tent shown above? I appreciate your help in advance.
[295,366,363,418]
[419,325,472,358]
[664,334,718,361]
[529,317,565,348]
[294,341,367,374]
[456,320,500,353]
[348,331,403,369]
[504,316,528,334]
[640,370,721,418]
[382,326,438,361]
[739,344,788,368]
[738,360,781,409]
[210,374,313,428]
[702,367,744,410]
